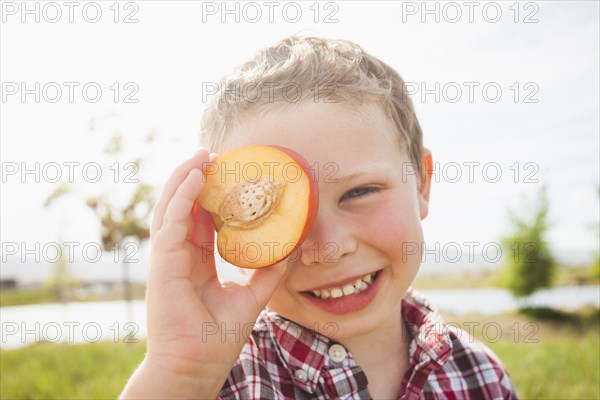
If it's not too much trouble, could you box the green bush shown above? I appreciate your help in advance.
[499,187,556,299]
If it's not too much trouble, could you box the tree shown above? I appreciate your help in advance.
[43,242,81,303]
[44,122,156,343]
[591,186,600,279]
[592,257,600,280]
[86,180,153,327]
[499,186,556,301]
[44,185,81,302]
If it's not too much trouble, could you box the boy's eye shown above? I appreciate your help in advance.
[340,186,380,202]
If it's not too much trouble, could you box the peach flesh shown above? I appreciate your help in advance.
[198,145,318,268]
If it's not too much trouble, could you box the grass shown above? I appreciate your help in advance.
[1,309,598,399]
[442,307,600,399]
[1,341,145,400]
[0,288,56,307]
[489,332,598,399]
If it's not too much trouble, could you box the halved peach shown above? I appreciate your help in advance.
[198,145,318,268]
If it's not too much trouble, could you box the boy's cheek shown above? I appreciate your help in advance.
[367,201,423,244]
[268,257,296,293]
[266,280,299,319]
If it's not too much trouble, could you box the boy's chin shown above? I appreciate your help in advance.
[321,314,398,342]
[269,306,400,342]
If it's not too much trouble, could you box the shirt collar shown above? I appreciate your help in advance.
[260,309,331,393]
[258,287,453,393]
[402,287,453,369]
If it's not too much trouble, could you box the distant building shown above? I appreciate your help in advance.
[0,279,18,290]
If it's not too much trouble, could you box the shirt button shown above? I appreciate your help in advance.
[328,343,347,362]
[294,368,308,382]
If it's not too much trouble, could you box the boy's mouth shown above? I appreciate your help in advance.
[300,269,383,315]
[305,271,380,300]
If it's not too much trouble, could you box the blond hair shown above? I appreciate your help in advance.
[200,36,424,179]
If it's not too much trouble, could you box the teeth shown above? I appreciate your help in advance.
[310,272,377,299]
[342,284,355,296]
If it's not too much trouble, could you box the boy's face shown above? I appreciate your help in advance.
[223,101,431,340]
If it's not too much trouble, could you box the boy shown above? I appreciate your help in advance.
[120,36,518,399]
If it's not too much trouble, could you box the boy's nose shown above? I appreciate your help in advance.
[298,211,358,266]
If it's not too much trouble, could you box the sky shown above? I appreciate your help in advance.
[1,0,599,284]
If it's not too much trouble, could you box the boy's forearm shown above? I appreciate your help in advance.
[119,357,230,400]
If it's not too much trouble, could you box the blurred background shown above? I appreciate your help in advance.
[1,1,598,398]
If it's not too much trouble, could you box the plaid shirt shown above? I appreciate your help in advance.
[218,287,518,399]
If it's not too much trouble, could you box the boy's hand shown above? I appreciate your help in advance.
[120,148,288,399]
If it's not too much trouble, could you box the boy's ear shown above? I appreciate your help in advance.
[418,148,433,220]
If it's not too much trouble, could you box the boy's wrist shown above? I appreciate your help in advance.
[120,355,231,400]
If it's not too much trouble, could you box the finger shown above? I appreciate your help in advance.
[189,200,218,285]
[181,154,220,244]
[191,200,215,248]
[188,152,222,285]
[152,168,205,255]
[163,168,206,230]
[151,148,210,236]
[189,153,219,248]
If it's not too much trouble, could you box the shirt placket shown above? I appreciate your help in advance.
[320,342,371,399]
